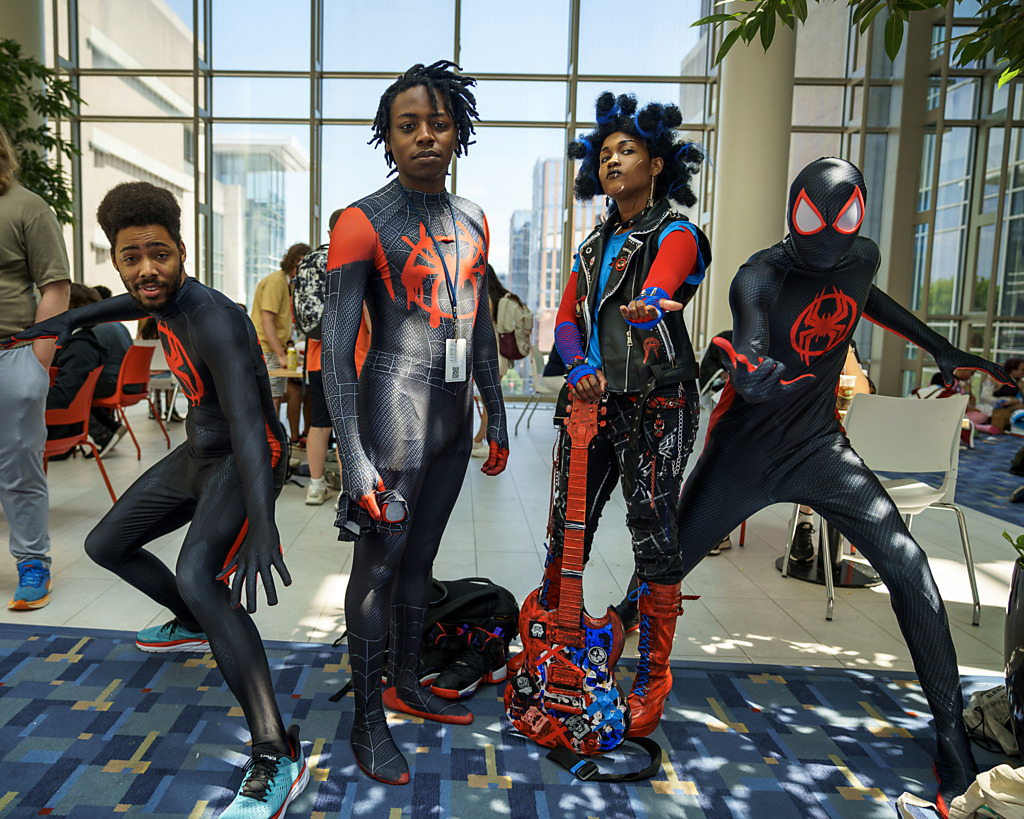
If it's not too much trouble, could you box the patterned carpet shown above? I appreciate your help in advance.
[952,432,1024,529]
[0,623,1010,818]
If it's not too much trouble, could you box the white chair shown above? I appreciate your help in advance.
[514,349,563,435]
[783,392,980,625]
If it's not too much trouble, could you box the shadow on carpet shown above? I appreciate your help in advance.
[0,623,1011,818]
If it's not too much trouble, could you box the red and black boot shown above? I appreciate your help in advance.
[626,581,694,738]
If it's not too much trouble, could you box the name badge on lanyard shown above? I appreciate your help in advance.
[446,338,467,382]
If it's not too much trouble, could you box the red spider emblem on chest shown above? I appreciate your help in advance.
[790,287,858,366]
[159,322,205,405]
[643,337,661,363]
[400,222,486,329]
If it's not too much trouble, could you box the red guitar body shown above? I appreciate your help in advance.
[504,397,630,753]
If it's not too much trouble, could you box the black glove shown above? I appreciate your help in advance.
[934,344,1013,389]
[2,312,77,350]
[217,528,292,613]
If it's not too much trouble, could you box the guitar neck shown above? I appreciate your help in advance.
[556,398,598,635]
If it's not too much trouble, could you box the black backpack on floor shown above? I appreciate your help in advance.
[423,577,519,649]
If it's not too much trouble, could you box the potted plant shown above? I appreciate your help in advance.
[0,37,82,224]
[1003,531,1024,745]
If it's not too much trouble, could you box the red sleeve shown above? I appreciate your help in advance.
[327,207,377,268]
[642,229,699,295]
[556,265,581,328]
[327,205,392,300]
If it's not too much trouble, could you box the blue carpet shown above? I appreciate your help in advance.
[953,433,1024,528]
[0,623,1011,818]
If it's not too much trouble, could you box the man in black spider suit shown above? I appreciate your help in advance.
[673,157,1011,815]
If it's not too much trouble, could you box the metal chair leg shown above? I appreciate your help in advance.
[781,504,801,578]
[937,503,981,626]
[820,517,835,621]
[514,395,538,435]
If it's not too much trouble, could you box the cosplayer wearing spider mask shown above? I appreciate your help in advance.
[535,92,710,738]
[673,157,1012,814]
[320,61,508,786]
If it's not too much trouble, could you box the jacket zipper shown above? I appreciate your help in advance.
[625,328,633,392]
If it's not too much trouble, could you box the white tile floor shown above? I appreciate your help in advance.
[1,395,1017,680]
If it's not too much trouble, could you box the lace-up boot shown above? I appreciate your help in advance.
[626,581,691,738]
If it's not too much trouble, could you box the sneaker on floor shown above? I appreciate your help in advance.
[221,724,309,819]
[9,559,51,610]
[288,456,302,470]
[305,482,329,506]
[470,441,488,458]
[136,619,210,653]
[790,521,816,563]
[430,626,507,699]
[418,624,469,686]
[99,424,128,457]
[708,534,732,556]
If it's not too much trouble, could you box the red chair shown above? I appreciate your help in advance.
[45,366,117,502]
[92,344,170,460]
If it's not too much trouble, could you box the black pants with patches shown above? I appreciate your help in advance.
[84,443,289,754]
[548,384,699,584]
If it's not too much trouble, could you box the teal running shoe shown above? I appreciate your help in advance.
[136,619,210,653]
[221,725,309,818]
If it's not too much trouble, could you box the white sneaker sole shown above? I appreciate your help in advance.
[278,762,310,817]
[136,639,210,653]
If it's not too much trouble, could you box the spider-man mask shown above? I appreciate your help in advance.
[786,157,866,271]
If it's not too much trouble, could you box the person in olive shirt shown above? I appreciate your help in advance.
[250,242,310,412]
[0,124,70,611]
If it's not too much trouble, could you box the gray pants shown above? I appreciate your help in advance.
[0,346,51,566]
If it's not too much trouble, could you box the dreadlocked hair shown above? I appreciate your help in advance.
[369,60,480,175]
[567,91,704,209]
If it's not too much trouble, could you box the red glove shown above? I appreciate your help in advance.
[481,440,508,476]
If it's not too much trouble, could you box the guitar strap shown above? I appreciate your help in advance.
[547,737,663,782]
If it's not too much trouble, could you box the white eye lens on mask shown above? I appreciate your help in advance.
[792,189,824,235]
[833,188,864,234]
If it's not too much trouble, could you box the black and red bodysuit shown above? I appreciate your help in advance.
[676,158,1009,813]
[16,275,291,755]
[321,179,508,782]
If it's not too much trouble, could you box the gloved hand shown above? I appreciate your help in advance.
[2,312,78,350]
[712,336,815,403]
[217,524,292,613]
[934,343,1013,389]
[481,439,508,476]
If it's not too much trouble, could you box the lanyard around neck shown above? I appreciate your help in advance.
[399,185,461,337]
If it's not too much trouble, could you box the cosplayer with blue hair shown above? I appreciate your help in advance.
[523,92,711,738]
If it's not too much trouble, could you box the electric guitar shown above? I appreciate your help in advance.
[504,396,629,754]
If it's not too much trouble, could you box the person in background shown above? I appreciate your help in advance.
[0,123,70,611]
[472,264,530,457]
[45,283,106,448]
[87,281,133,454]
[250,242,310,413]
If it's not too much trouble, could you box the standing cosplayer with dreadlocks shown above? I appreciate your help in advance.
[321,61,508,785]
[542,92,710,738]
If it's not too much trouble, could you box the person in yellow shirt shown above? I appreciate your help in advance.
[250,242,310,411]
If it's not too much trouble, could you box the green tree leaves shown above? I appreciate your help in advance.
[0,38,83,224]
[695,0,1023,87]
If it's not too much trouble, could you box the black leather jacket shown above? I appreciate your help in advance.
[571,199,711,393]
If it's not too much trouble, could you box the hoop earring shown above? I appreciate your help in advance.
[647,176,656,210]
